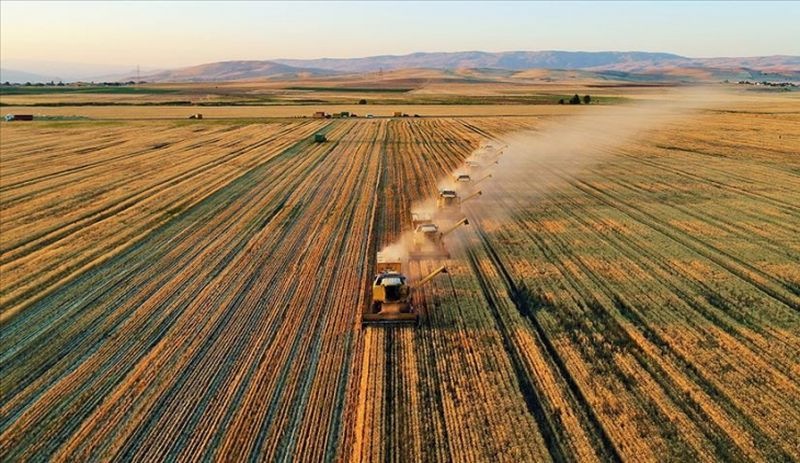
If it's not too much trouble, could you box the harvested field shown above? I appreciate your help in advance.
[1,96,799,461]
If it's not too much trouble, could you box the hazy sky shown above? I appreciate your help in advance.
[2,1,798,69]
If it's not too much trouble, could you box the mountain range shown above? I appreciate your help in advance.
[142,51,800,83]
[3,51,799,83]
[276,51,692,73]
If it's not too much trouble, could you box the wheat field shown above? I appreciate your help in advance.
[1,91,798,461]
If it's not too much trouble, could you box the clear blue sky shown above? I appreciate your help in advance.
[2,1,798,68]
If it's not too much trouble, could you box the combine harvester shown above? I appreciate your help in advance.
[362,253,449,326]
[453,172,493,193]
[409,217,469,260]
[436,189,482,219]
[465,159,497,172]
[467,154,500,170]
[465,148,500,170]
[468,142,506,168]
[454,173,472,183]
[479,143,507,156]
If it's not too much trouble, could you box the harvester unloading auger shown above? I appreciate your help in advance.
[362,253,449,326]
[472,173,493,187]
[409,217,469,260]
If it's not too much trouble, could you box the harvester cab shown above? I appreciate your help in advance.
[362,253,448,326]
[410,218,469,260]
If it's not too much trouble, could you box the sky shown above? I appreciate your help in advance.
[2,1,799,72]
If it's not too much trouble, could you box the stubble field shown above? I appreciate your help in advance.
[1,92,799,462]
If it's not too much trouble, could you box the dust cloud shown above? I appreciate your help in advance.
[465,86,731,220]
[377,86,730,268]
[378,239,411,262]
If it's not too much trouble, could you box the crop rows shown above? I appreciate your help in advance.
[2,119,378,459]
[458,110,800,461]
[0,120,326,320]
[353,110,799,461]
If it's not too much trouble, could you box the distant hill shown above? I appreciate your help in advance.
[147,51,799,83]
[7,51,798,83]
[139,60,335,82]
[274,51,800,75]
[275,51,693,73]
[0,68,62,84]
[694,55,800,73]
[0,59,154,83]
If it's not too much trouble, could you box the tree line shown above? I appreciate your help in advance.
[558,94,592,105]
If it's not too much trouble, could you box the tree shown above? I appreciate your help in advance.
[358,99,367,105]
[569,94,581,104]
[558,98,565,104]
[583,95,591,104]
